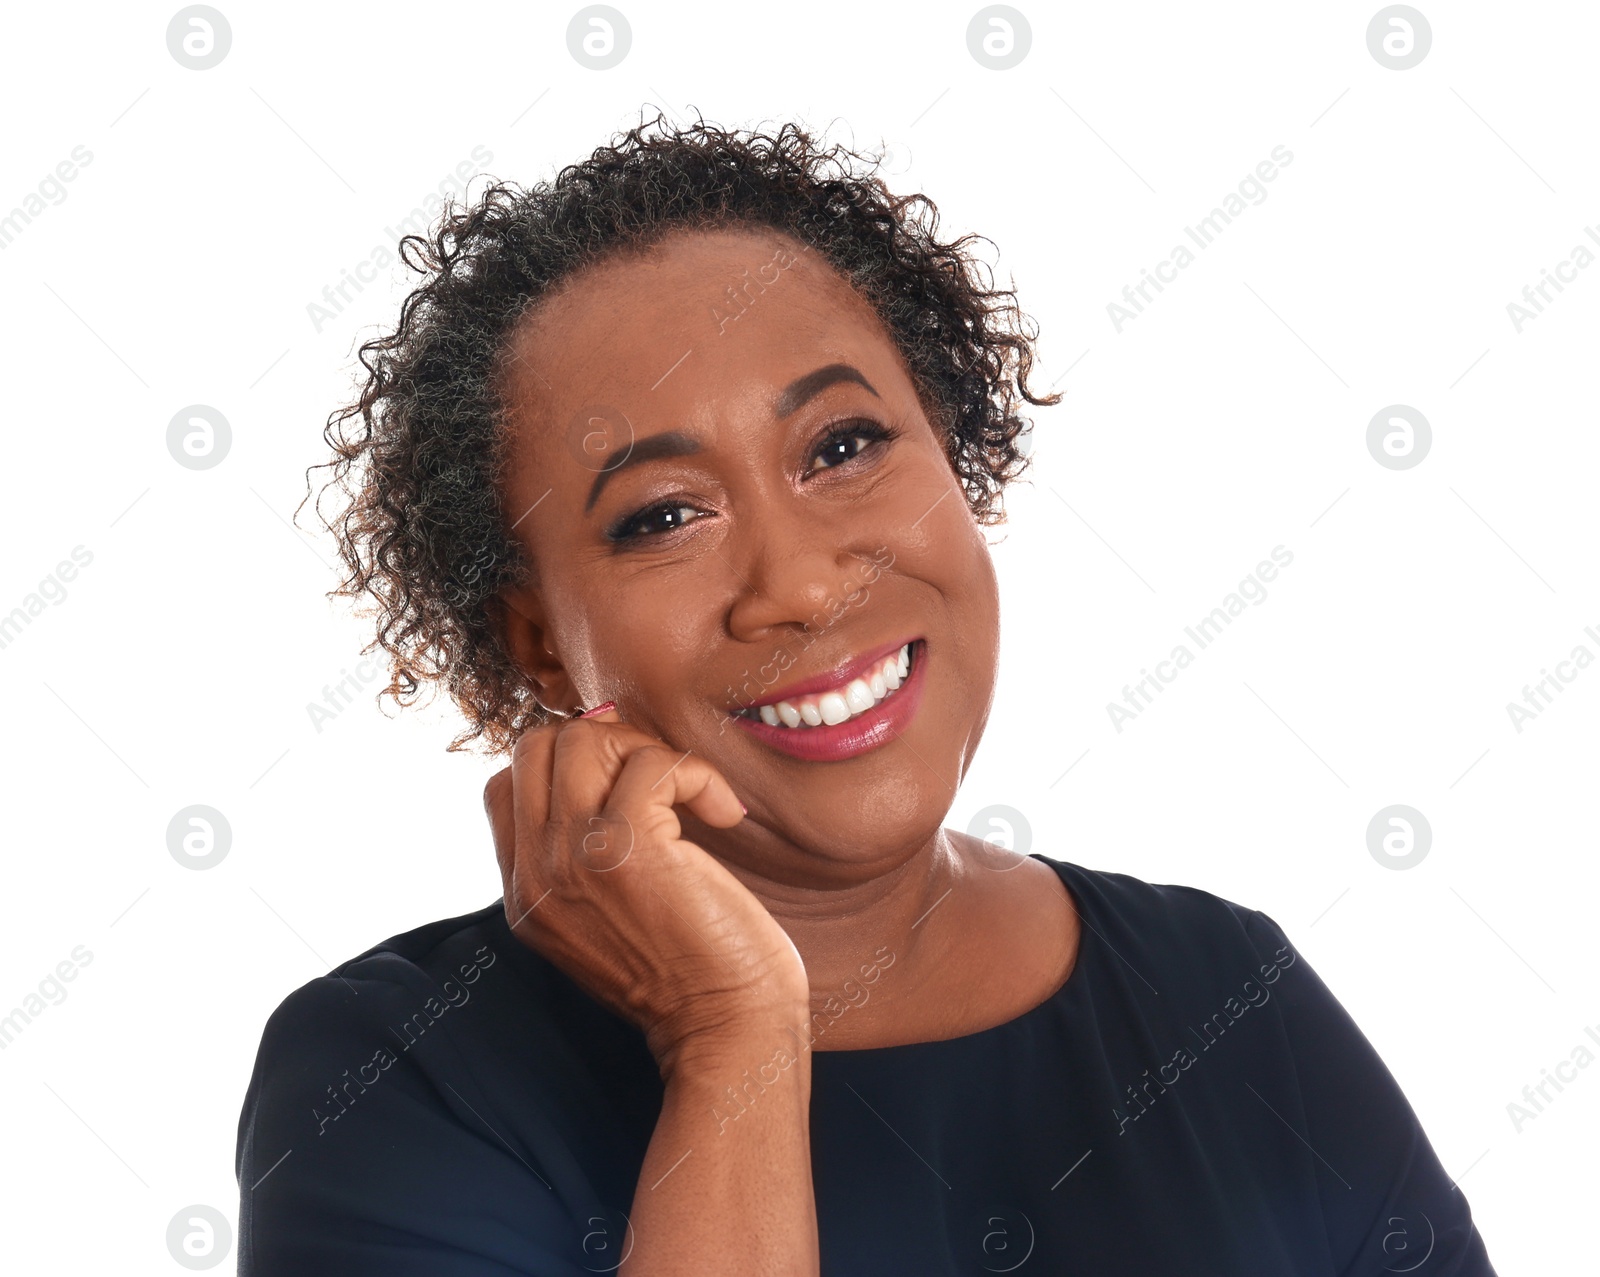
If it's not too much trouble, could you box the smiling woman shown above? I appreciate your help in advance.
[238,111,1497,1276]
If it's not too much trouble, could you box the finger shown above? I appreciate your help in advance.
[569,710,747,829]
[483,767,516,887]
[547,714,675,818]
[485,724,561,885]
[499,712,662,895]
[510,721,561,824]
[603,744,745,834]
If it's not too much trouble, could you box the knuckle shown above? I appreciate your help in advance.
[631,743,677,771]
[574,812,635,871]
[545,811,586,847]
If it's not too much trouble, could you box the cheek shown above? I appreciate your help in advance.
[892,485,999,619]
[868,470,1000,673]
[917,505,1000,672]
[935,527,1001,675]
[581,582,746,736]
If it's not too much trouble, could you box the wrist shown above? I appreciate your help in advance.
[653,1002,812,1085]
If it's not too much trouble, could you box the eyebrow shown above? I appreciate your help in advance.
[774,362,879,418]
[583,362,881,512]
[584,431,700,512]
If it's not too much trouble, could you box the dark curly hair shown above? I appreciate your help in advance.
[299,108,1060,757]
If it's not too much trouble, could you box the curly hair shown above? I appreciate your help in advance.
[299,108,1060,757]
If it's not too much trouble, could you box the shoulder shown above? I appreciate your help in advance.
[239,900,506,1098]
[237,895,643,1150]
[323,897,511,990]
[1032,854,1297,988]
[1036,854,1282,943]
[236,900,572,1223]
[246,900,509,1055]
[234,902,616,1271]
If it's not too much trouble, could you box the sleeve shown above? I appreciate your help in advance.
[1244,911,1497,1277]
[235,974,606,1276]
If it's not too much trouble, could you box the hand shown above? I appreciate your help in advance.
[483,707,809,1076]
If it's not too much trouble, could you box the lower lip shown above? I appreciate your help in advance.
[730,641,927,762]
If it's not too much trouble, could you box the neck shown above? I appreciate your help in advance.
[694,820,972,1024]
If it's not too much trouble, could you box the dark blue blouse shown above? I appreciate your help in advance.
[235,855,1496,1274]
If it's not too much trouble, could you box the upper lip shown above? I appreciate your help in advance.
[736,636,919,710]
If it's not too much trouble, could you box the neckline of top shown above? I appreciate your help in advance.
[810,854,1093,1060]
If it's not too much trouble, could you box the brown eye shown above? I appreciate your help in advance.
[807,420,895,473]
[606,502,705,543]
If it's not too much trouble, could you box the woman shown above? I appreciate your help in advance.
[238,114,1497,1275]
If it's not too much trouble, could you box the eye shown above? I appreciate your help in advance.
[605,501,707,543]
[806,419,897,474]
[603,420,898,543]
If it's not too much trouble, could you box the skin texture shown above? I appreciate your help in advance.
[489,225,1079,1050]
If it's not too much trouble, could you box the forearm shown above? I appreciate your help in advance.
[619,1025,819,1277]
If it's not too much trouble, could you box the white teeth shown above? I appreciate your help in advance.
[746,643,918,730]
[844,679,875,715]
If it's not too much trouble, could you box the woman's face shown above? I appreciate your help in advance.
[494,225,1001,876]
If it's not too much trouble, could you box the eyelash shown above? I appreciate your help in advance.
[604,418,900,544]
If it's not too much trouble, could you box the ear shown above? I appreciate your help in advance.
[489,586,580,718]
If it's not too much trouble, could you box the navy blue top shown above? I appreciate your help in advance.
[235,855,1496,1274]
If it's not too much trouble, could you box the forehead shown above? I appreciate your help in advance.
[498,226,901,447]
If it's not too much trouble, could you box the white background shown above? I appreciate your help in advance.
[1,1,1594,1271]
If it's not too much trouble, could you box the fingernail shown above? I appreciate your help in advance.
[578,700,617,719]
[738,800,748,816]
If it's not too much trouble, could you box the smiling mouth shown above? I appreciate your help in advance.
[735,643,916,730]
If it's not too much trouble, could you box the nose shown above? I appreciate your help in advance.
[725,503,888,645]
